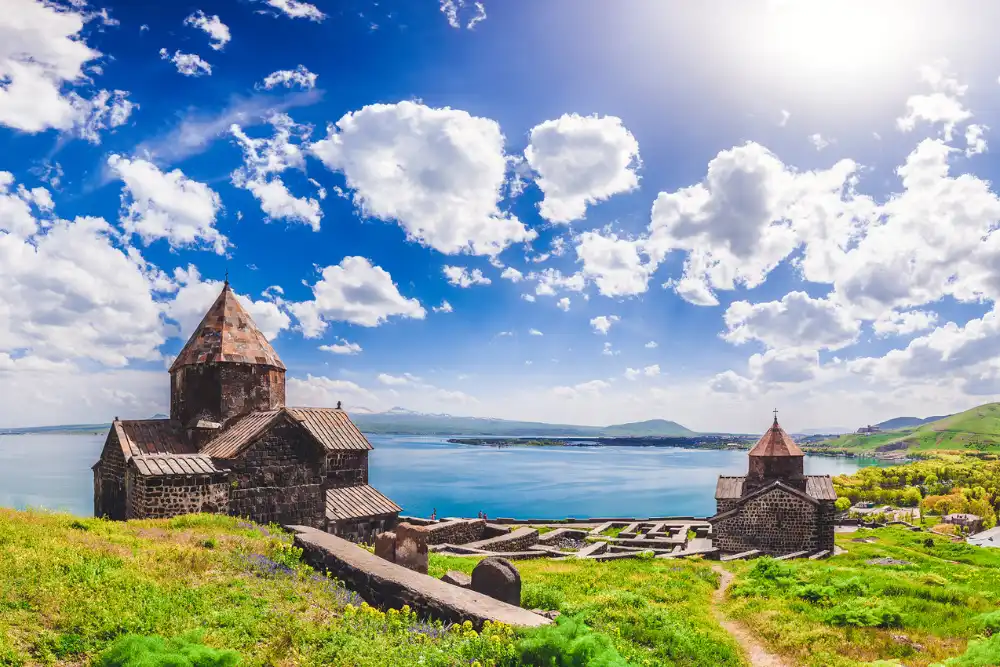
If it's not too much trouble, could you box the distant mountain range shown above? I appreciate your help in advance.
[0,407,696,438]
[349,408,696,437]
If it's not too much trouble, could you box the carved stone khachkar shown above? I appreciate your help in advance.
[92,282,401,541]
[709,413,837,557]
[471,557,521,606]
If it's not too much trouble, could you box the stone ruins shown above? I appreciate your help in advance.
[92,282,401,542]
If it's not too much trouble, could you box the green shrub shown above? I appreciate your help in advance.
[975,609,1000,636]
[268,541,303,569]
[516,615,629,667]
[522,583,566,611]
[201,538,217,550]
[93,633,241,667]
[824,599,903,628]
[935,634,1000,666]
[795,584,836,604]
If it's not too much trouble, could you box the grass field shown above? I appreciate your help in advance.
[809,403,1000,455]
[722,528,1000,667]
[2,509,999,666]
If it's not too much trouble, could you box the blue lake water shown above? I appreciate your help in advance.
[0,433,869,519]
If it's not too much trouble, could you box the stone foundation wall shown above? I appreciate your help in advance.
[425,519,486,545]
[330,514,399,544]
[228,420,325,527]
[94,430,127,520]
[712,488,828,556]
[125,470,230,519]
[326,451,368,487]
[466,527,539,552]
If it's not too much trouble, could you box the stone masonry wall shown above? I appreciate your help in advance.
[94,430,127,520]
[712,488,821,556]
[125,469,230,519]
[326,451,368,487]
[331,514,399,544]
[170,363,284,425]
[424,519,486,546]
[227,419,325,528]
[715,499,738,515]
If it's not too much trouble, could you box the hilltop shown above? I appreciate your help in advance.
[808,403,1000,455]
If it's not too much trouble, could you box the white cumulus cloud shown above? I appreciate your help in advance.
[524,113,641,223]
[184,10,230,50]
[159,48,212,76]
[289,256,426,336]
[108,155,227,254]
[590,315,620,335]
[443,266,492,287]
[310,101,535,256]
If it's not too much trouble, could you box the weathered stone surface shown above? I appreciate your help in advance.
[471,557,521,606]
[425,519,486,545]
[290,525,549,628]
[375,531,396,563]
[395,522,429,574]
[441,570,472,588]
[465,526,538,553]
[712,485,836,556]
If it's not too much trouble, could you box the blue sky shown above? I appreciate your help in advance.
[5,0,1000,432]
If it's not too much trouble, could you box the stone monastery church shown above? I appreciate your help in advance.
[93,282,401,542]
[710,414,837,556]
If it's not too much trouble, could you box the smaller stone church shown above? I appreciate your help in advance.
[710,414,836,556]
[93,281,400,542]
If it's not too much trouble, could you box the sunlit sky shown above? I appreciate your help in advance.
[4,0,1000,432]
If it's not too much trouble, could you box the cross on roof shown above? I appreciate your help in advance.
[773,408,779,422]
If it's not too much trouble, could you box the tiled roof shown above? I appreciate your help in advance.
[805,475,837,501]
[115,419,196,458]
[716,475,836,501]
[197,407,372,459]
[715,476,745,499]
[286,407,373,451]
[198,410,282,458]
[130,454,227,476]
[749,418,804,457]
[169,283,285,372]
[325,485,401,521]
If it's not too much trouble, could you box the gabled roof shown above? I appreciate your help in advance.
[710,479,820,523]
[169,282,285,372]
[130,454,228,476]
[749,417,803,457]
[326,485,401,521]
[286,407,373,451]
[114,419,196,459]
[199,410,282,458]
[714,475,836,502]
[198,407,373,459]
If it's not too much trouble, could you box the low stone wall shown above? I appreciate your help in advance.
[288,525,550,628]
[425,519,487,546]
[466,527,539,553]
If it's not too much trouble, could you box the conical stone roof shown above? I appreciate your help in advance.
[748,416,803,457]
[169,282,285,372]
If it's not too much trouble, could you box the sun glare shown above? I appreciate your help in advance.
[752,0,921,79]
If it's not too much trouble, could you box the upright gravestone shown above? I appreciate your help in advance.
[394,523,429,574]
[471,556,521,606]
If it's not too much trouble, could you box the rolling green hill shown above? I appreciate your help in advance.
[808,402,1000,455]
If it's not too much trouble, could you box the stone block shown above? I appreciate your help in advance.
[394,522,429,574]
[441,570,472,589]
[375,531,396,563]
[471,556,520,606]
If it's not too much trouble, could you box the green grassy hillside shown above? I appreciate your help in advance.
[1,510,997,666]
[808,403,1000,455]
